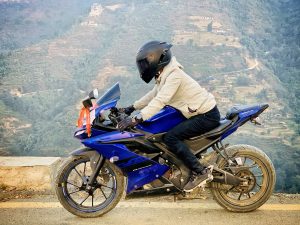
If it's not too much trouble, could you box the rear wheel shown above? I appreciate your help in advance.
[55,156,124,217]
[210,144,276,212]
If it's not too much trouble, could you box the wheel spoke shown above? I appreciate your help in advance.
[225,186,235,194]
[74,168,83,180]
[256,183,262,188]
[100,183,115,190]
[247,193,251,199]
[83,162,86,177]
[92,194,94,207]
[67,181,81,189]
[242,157,247,166]
[238,192,243,200]
[99,186,108,199]
[79,194,90,206]
[68,189,82,195]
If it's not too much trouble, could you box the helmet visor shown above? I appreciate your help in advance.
[137,58,154,83]
[137,58,149,74]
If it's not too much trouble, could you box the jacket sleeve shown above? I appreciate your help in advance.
[133,86,157,110]
[140,73,182,120]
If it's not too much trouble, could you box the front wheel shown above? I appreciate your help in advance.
[55,156,125,217]
[210,144,276,212]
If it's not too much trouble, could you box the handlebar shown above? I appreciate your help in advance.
[108,107,128,127]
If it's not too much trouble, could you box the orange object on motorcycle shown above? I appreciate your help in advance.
[77,107,91,137]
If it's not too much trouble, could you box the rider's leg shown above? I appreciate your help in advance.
[163,106,220,190]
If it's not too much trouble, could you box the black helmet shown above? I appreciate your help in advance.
[136,41,172,83]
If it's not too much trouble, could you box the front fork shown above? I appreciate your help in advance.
[70,147,105,187]
[88,153,105,186]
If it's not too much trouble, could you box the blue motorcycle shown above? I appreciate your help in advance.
[55,83,276,217]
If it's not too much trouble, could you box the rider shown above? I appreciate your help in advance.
[118,41,220,191]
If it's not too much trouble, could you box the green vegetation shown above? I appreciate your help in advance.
[236,75,251,86]
[0,53,10,79]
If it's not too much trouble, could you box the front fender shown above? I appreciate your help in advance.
[70,146,103,172]
[70,146,95,156]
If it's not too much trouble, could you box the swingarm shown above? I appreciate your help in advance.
[212,166,247,186]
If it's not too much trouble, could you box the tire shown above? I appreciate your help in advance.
[55,156,125,217]
[210,144,276,212]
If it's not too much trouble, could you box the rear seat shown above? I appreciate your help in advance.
[226,104,269,120]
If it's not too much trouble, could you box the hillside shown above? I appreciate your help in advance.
[0,0,299,193]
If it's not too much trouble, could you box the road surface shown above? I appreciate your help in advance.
[0,194,299,225]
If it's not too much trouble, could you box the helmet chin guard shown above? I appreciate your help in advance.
[136,41,172,83]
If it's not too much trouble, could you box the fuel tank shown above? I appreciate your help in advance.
[136,106,186,134]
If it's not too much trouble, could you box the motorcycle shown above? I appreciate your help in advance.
[55,83,276,217]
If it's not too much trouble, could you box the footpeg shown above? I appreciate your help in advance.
[198,180,207,191]
[207,165,214,173]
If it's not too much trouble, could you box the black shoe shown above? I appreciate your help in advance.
[184,168,213,192]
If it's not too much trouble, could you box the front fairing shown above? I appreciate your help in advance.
[74,126,107,140]
[94,83,121,117]
[74,83,121,139]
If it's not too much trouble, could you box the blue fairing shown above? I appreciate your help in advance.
[221,105,262,139]
[74,127,107,140]
[95,83,121,117]
[136,106,186,133]
[81,135,169,193]
[95,100,118,117]
[89,130,144,142]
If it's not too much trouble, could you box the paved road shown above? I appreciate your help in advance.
[0,195,299,225]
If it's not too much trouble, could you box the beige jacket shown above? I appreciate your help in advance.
[133,57,216,120]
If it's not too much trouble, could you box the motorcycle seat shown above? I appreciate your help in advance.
[189,119,232,140]
[148,119,233,143]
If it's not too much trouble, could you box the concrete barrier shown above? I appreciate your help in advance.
[0,157,62,192]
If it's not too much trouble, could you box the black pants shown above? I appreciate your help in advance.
[163,106,220,173]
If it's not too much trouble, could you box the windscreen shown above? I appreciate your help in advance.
[96,83,121,106]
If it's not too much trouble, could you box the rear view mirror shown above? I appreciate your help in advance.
[88,89,99,99]
[82,96,93,108]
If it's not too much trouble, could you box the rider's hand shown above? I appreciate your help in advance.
[117,114,143,131]
[122,105,135,115]
[118,117,136,131]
